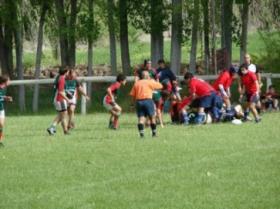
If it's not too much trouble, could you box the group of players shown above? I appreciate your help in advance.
[0,54,278,145]
[103,54,279,137]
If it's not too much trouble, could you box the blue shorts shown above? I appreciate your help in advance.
[246,93,259,103]
[136,99,155,117]
[199,92,216,108]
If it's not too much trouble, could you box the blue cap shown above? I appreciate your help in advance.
[229,66,239,74]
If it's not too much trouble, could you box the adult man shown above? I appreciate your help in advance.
[130,71,162,138]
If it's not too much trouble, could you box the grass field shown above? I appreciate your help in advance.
[0,113,280,209]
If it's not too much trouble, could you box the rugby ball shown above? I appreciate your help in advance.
[231,119,242,125]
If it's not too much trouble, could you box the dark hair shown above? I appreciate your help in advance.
[239,63,248,71]
[158,59,165,65]
[116,74,126,82]
[184,72,194,80]
[59,67,68,75]
[269,85,275,90]
[0,75,9,84]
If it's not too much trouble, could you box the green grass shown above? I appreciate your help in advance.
[0,113,280,209]
[23,32,272,73]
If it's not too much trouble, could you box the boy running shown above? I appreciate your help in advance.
[0,75,13,146]
[130,71,163,138]
[65,69,90,129]
[239,64,261,123]
[103,74,127,129]
[47,67,70,135]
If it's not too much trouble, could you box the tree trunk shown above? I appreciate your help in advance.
[69,0,77,68]
[210,0,217,74]
[222,0,233,68]
[202,0,210,74]
[14,4,25,112]
[87,0,94,100]
[151,0,164,68]
[119,0,131,75]
[221,0,225,48]
[107,0,117,75]
[240,0,249,64]
[32,3,48,112]
[189,0,200,73]
[170,0,182,75]
[55,0,69,67]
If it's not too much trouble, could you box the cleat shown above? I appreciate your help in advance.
[64,131,71,135]
[47,127,55,135]
[255,118,262,123]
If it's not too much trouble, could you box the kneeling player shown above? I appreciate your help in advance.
[65,69,90,129]
[47,67,70,135]
[0,76,13,146]
[130,71,162,137]
[103,74,126,129]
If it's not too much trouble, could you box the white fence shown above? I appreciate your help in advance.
[9,73,280,114]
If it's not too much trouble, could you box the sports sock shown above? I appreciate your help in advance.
[113,116,119,129]
[151,123,157,136]
[244,110,249,119]
[0,128,3,141]
[138,123,144,137]
[182,112,189,124]
[195,113,206,124]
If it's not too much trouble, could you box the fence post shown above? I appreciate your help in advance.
[81,82,87,115]
[266,74,272,91]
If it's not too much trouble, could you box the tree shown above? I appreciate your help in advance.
[0,0,14,77]
[170,0,183,75]
[221,0,233,68]
[210,0,217,73]
[202,0,210,73]
[32,1,49,112]
[151,0,164,67]
[87,0,94,99]
[14,0,25,111]
[119,0,131,75]
[107,0,117,75]
[189,0,200,73]
[239,0,249,64]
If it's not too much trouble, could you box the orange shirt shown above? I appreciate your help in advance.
[130,79,163,100]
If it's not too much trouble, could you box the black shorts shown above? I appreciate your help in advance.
[136,99,155,117]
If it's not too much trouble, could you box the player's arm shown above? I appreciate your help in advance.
[255,80,260,95]
[237,78,242,94]
[218,84,228,98]
[107,87,115,103]
[78,86,90,101]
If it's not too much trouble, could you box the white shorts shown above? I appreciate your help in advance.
[68,97,77,106]
[0,110,5,119]
[54,100,67,112]
[103,97,115,111]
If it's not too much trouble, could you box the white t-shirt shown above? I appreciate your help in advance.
[248,63,257,73]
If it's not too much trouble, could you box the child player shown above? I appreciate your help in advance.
[239,64,261,123]
[130,71,163,138]
[103,74,127,129]
[0,75,13,146]
[65,69,90,129]
[47,67,70,135]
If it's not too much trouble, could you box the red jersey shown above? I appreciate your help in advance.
[55,75,66,102]
[189,77,214,97]
[105,82,121,103]
[212,70,234,91]
[241,71,258,94]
